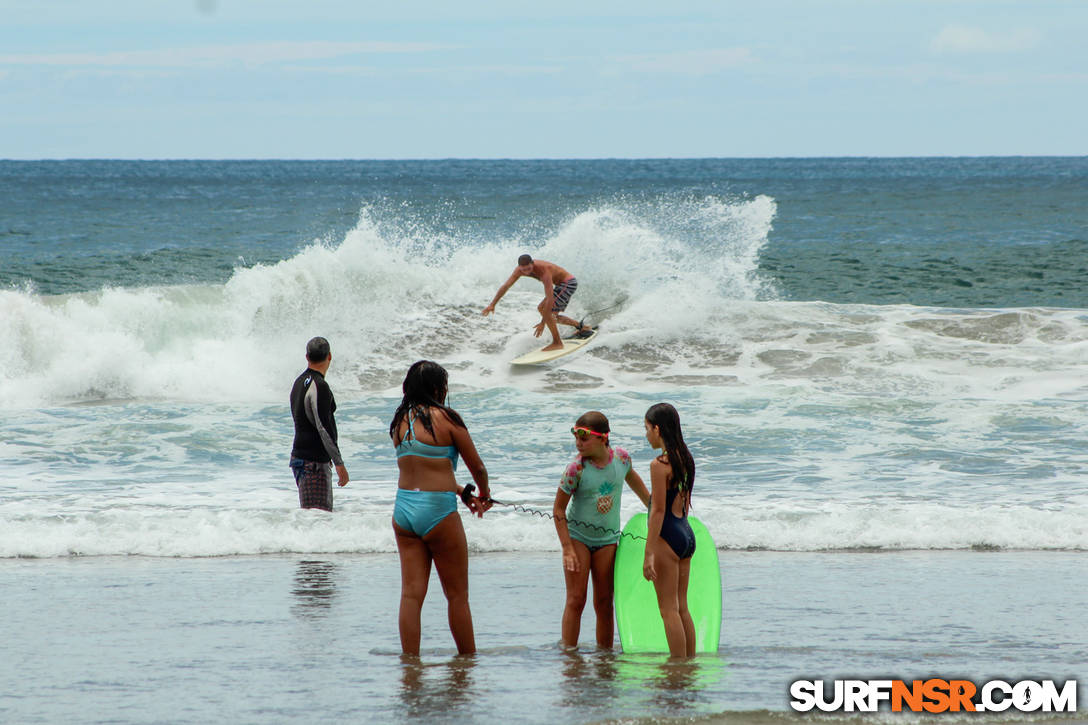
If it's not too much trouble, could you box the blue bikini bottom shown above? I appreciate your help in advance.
[393,489,457,537]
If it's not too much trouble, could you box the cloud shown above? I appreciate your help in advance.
[614,47,754,75]
[282,63,564,78]
[0,41,451,69]
[929,25,1041,54]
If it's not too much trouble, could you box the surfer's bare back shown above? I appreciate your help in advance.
[482,254,591,351]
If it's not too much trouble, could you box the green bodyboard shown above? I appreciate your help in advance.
[613,513,721,653]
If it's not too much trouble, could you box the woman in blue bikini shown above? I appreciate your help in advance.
[642,402,697,658]
[390,360,491,655]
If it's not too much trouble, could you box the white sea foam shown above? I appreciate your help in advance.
[0,195,778,406]
[3,194,1087,408]
[2,496,1086,558]
[3,453,1087,558]
[3,196,1088,558]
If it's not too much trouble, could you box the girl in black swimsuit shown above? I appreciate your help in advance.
[642,402,697,658]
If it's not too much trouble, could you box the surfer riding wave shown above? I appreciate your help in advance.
[482,254,593,351]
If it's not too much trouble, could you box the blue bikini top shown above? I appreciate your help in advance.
[395,409,459,470]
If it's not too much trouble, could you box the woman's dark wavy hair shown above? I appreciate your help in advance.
[389,360,467,442]
[645,403,694,493]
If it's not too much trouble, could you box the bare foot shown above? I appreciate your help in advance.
[542,341,564,351]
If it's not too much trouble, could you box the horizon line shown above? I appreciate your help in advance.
[2,154,1086,162]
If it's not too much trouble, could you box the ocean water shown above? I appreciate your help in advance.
[1,158,1087,723]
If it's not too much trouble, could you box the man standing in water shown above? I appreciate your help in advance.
[289,336,349,511]
[482,254,593,351]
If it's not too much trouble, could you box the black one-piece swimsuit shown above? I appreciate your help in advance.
[660,484,696,559]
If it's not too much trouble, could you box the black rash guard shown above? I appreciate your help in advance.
[289,368,343,465]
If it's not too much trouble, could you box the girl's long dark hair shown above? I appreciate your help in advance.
[645,403,694,494]
[389,360,467,442]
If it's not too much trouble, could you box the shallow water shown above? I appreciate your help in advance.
[2,551,1084,723]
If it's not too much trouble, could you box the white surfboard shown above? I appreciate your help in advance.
[510,328,598,365]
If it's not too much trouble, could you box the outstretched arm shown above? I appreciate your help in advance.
[482,270,521,315]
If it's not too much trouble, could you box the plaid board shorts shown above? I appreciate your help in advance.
[290,458,334,511]
[552,277,577,313]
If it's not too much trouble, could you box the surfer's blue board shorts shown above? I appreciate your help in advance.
[553,278,577,312]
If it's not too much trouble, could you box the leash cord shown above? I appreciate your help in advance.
[585,301,624,318]
[485,496,647,542]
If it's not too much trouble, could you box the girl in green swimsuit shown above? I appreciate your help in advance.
[552,411,650,649]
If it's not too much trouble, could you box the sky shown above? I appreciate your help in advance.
[1,0,1085,159]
